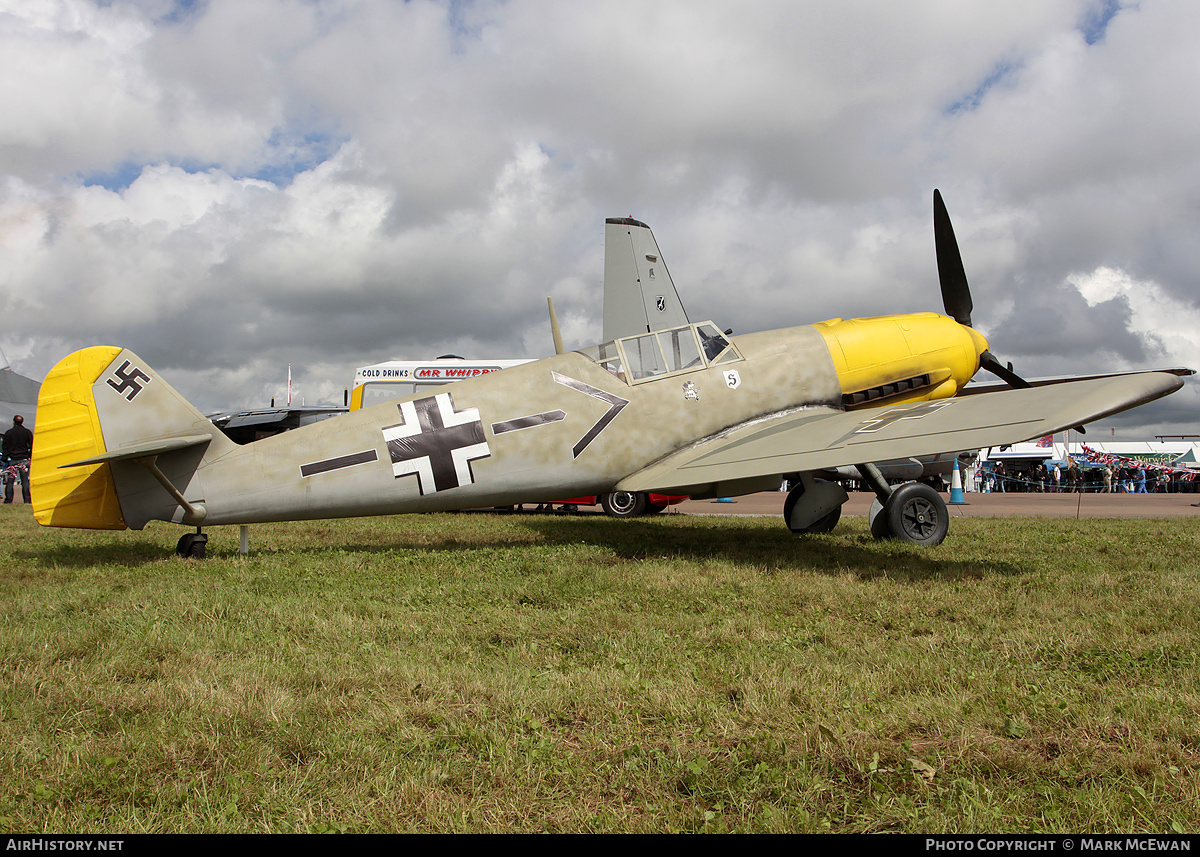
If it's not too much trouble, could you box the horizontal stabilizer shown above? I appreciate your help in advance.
[59,434,214,469]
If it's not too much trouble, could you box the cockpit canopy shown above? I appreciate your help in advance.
[578,322,741,384]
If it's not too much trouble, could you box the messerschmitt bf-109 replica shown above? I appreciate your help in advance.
[30,191,1191,555]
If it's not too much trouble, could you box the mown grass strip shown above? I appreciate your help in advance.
[1,507,1197,832]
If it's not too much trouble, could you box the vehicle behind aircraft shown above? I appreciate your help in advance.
[350,357,532,411]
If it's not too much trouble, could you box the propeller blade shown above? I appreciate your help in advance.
[934,189,973,328]
[933,190,1076,425]
[980,350,1031,389]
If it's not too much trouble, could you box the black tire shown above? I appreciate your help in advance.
[601,491,647,518]
[645,501,667,515]
[882,482,948,546]
[175,532,208,558]
[783,479,841,534]
[869,497,890,540]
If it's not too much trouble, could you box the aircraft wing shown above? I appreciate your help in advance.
[617,371,1185,496]
[958,366,1194,396]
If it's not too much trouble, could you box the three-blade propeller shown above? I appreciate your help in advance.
[933,189,1031,390]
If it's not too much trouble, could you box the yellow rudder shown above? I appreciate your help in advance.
[31,347,128,529]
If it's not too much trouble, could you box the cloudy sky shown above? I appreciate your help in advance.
[1,0,1197,439]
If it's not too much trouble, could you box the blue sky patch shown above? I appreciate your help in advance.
[75,128,348,191]
[945,61,1017,115]
[78,161,153,192]
[1079,0,1122,46]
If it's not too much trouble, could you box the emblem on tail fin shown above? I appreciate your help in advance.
[105,361,151,401]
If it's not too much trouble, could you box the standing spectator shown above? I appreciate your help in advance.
[2,415,32,504]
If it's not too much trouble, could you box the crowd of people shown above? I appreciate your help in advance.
[978,460,1185,493]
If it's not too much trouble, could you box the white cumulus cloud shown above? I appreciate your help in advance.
[0,0,1193,438]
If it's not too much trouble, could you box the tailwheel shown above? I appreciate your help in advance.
[176,529,208,558]
[870,482,948,546]
[783,476,847,534]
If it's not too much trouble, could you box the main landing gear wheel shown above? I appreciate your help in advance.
[601,491,648,518]
[783,478,845,534]
[869,482,948,546]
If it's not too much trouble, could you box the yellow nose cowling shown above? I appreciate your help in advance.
[814,312,989,408]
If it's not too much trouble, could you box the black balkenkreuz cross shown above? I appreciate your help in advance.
[381,393,490,495]
[853,400,953,434]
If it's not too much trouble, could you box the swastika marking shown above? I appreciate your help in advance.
[106,361,151,402]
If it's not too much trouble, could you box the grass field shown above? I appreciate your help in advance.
[0,505,1197,833]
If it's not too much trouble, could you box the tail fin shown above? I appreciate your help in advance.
[603,217,690,341]
[32,347,237,529]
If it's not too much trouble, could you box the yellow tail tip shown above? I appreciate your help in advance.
[31,347,127,530]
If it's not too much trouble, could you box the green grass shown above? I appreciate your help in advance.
[1,506,1198,833]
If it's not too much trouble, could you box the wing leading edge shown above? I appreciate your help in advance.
[616,371,1186,496]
